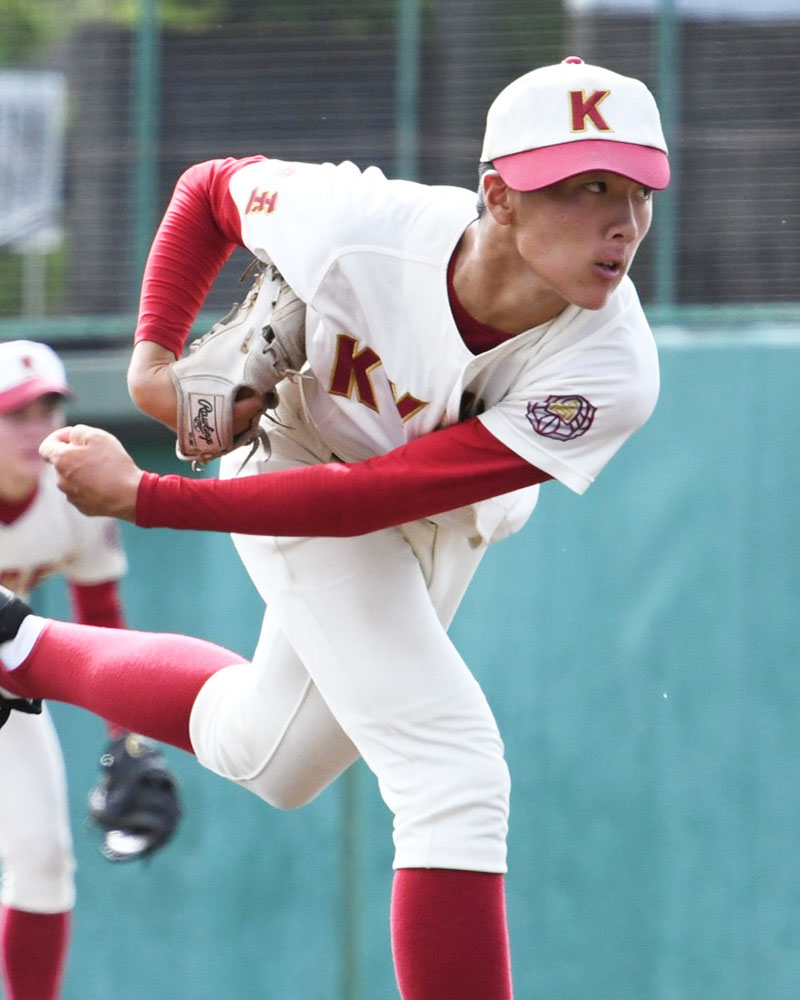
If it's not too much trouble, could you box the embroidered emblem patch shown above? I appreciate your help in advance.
[526,395,596,441]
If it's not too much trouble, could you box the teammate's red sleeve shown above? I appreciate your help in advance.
[69,579,126,629]
[134,155,267,356]
[136,419,551,537]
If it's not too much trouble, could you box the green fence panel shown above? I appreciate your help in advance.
[452,329,800,1000]
[27,328,800,999]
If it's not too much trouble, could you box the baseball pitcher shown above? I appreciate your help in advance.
[0,58,669,999]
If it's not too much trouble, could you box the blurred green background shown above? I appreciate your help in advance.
[34,332,800,999]
[2,0,800,997]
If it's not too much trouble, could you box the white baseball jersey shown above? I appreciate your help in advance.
[228,159,659,544]
[0,465,127,599]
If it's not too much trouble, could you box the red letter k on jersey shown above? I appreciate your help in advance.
[328,334,428,421]
[329,334,382,411]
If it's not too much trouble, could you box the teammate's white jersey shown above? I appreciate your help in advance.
[0,465,127,599]
[227,158,659,543]
[0,472,126,914]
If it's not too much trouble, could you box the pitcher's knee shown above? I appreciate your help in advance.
[189,664,275,782]
[190,663,357,809]
[0,836,76,912]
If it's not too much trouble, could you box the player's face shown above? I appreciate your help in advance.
[509,171,653,311]
[0,396,65,485]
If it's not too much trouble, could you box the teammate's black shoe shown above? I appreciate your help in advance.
[0,584,42,730]
[0,584,32,642]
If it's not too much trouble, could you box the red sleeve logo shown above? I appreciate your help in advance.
[527,395,596,441]
[245,188,278,214]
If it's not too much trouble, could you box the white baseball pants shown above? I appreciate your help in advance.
[190,388,511,873]
[0,707,76,911]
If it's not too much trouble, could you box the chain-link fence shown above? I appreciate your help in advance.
[0,0,797,343]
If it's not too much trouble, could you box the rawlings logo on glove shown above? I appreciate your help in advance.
[190,395,224,453]
[170,259,307,467]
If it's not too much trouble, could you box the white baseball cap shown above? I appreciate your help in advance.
[480,56,670,191]
[0,340,71,414]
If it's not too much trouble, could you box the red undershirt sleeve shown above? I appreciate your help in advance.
[69,579,126,629]
[136,418,552,537]
[134,155,266,357]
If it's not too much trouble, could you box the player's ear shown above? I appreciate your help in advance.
[482,171,514,225]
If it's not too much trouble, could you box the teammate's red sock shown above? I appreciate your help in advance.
[0,621,246,753]
[0,907,71,1000]
[390,868,513,1000]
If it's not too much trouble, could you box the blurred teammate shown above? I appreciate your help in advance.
[0,58,668,998]
[0,341,181,1000]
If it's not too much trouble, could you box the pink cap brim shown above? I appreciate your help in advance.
[0,378,70,414]
[493,139,670,191]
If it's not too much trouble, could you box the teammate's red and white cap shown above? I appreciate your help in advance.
[0,340,71,413]
[480,56,670,191]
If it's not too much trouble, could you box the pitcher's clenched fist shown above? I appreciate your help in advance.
[39,424,143,521]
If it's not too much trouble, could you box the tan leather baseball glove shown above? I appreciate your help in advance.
[169,259,306,467]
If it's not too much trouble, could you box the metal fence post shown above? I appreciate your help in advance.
[395,0,422,180]
[654,0,679,311]
[132,0,160,297]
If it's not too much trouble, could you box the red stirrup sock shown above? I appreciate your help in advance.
[390,868,514,1000]
[0,907,71,1000]
[0,620,246,753]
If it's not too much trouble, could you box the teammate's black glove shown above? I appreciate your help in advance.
[87,733,183,862]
